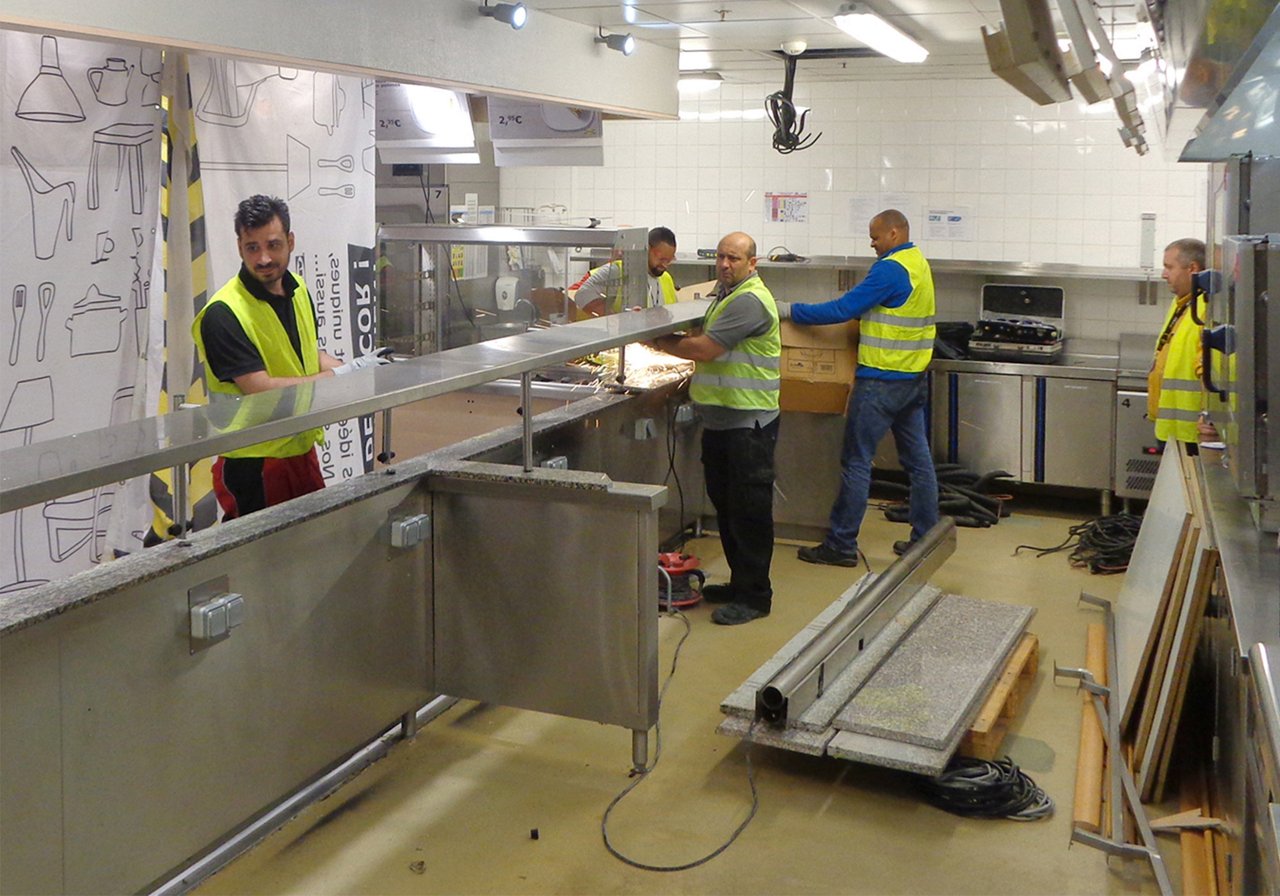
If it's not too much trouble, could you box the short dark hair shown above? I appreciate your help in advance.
[649,226,677,249]
[1166,238,1205,269]
[234,194,290,236]
[875,208,910,233]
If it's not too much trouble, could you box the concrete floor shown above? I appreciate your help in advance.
[197,500,1168,895]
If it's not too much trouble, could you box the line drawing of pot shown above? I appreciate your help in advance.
[196,58,297,127]
[65,285,125,357]
[16,35,85,123]
[88,57,131,106]
[10,145,75,260]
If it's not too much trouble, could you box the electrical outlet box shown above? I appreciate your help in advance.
[674,403,695,425]
[392,163,424,177]
[634,418,656,440]
[540,456,569,470]
[389,513,431,548]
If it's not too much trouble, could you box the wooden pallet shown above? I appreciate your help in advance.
[958,633,1039,761]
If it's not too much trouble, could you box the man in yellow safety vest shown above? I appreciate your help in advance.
[1148,238,1209,454]
[649,231,781,626]
[782,209,940,564]
[572,226,678,316]
[193,195,391,520]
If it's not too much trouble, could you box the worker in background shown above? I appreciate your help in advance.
[572,226,678,316]
[648,232,781,626]
[193,194,391,520]
[1149,237,1213,455]
[780,208,939,564]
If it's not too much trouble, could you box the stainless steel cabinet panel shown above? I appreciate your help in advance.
[1041,377,1114,489]
[932,371,1023,476]
[1114,389,1158,499]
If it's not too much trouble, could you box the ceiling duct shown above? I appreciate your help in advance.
[981,0,1072,105]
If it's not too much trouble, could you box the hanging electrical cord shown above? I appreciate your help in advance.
[918,756,1054,821]
[765,54,821,154]
[659,397,692,552]
[601,606,761,871]
[1013,513,1143,574]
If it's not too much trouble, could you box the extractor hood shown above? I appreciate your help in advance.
[1144,0,1280,161]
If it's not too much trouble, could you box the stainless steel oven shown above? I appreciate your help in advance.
[1204,235,1279,531]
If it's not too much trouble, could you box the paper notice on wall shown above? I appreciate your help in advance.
[766,192,808,223]
[925,208,973,241]
[849,195,922,233]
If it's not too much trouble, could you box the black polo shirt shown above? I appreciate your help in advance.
[200,266,318,383]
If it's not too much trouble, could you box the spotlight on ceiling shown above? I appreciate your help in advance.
[596,28,636,56]
[833,2,927,64]
[479,1,528,30]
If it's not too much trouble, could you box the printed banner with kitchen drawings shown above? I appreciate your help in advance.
[0,29,163,590]
[187,55,378,485]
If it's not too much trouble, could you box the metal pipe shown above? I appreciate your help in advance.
[756,518,956,726]
[521,371,533,471]
[631,729,648,772]
[168,394,188,538]
[378,408,395,469]
[148,695,458,896]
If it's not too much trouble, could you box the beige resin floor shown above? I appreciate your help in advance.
[196,499,1168,895]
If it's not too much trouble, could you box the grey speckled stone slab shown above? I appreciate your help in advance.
[826,728,954,776]
[833,594,1033,750]
[716,714,833,756]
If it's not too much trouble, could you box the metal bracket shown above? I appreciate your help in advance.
[1062,591,1174,896]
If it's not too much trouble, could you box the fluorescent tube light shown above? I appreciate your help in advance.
[678,71,724,93]
[833,3,927,64]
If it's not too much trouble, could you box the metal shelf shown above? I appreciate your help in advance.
[0,302,709,511]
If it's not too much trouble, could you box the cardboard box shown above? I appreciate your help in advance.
[778,319,858,414]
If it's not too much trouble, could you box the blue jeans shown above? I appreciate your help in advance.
[825,375,938,554]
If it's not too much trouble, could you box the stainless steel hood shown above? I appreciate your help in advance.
[1147,0,1280,160]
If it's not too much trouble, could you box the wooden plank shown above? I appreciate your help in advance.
[1131,521,1201,775]
[1136,533,1211,800]
[1121,511,1195,736]
[1150,549,1219,801]
[1116,449,1193,725]
[1180,765,1218,896]
[1073,623,1107,833]
[958,633,1038,760]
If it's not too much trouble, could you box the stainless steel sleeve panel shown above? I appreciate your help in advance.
[431,477,661,730]
[8,481,431,895]
[0,301,711,511]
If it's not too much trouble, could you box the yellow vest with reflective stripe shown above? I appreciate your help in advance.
[858,246,936,373]
[1151,293,1204,443]
[598,260,678,312]
[689,274,781,411]
[192,274,325,459]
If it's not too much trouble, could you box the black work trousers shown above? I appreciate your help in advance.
[701,417,779,613]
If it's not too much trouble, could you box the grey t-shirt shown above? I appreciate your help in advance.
[574,264,664,309]
[697,282,780,431]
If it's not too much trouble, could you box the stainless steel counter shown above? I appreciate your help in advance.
[0,301,710,511]
[932,339,1121,382]
[1202,458,1280,659]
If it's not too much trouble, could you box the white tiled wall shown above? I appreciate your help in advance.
[499,77,1207,340]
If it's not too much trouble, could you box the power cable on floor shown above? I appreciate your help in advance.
[1013,513,1142,573]
[601,600,761,872]
[918,756,1054,821]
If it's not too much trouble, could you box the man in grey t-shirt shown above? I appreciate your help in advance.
[648,232,781,625]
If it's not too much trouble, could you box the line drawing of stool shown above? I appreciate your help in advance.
[10,145,75,260]
[88,122,154,214]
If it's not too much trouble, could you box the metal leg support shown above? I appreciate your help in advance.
[521,372,533,472]
[631,729,648,774]
[1054,592,1174,896]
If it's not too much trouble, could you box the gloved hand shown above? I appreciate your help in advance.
[775,301,792,321]
[333,347,394,376]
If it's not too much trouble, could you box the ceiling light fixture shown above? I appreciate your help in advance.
[596,28,636,56]
[833,3,928,64]
[678,70,724,93]
[479,1,528,30]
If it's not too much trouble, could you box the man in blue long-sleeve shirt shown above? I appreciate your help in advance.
[778,209,940,565]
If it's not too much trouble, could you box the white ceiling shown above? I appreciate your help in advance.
[527,0,1147,83]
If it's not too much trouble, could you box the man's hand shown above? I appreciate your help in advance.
[334,347,394,376]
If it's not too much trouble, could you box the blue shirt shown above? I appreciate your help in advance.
[790,243,920,380]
